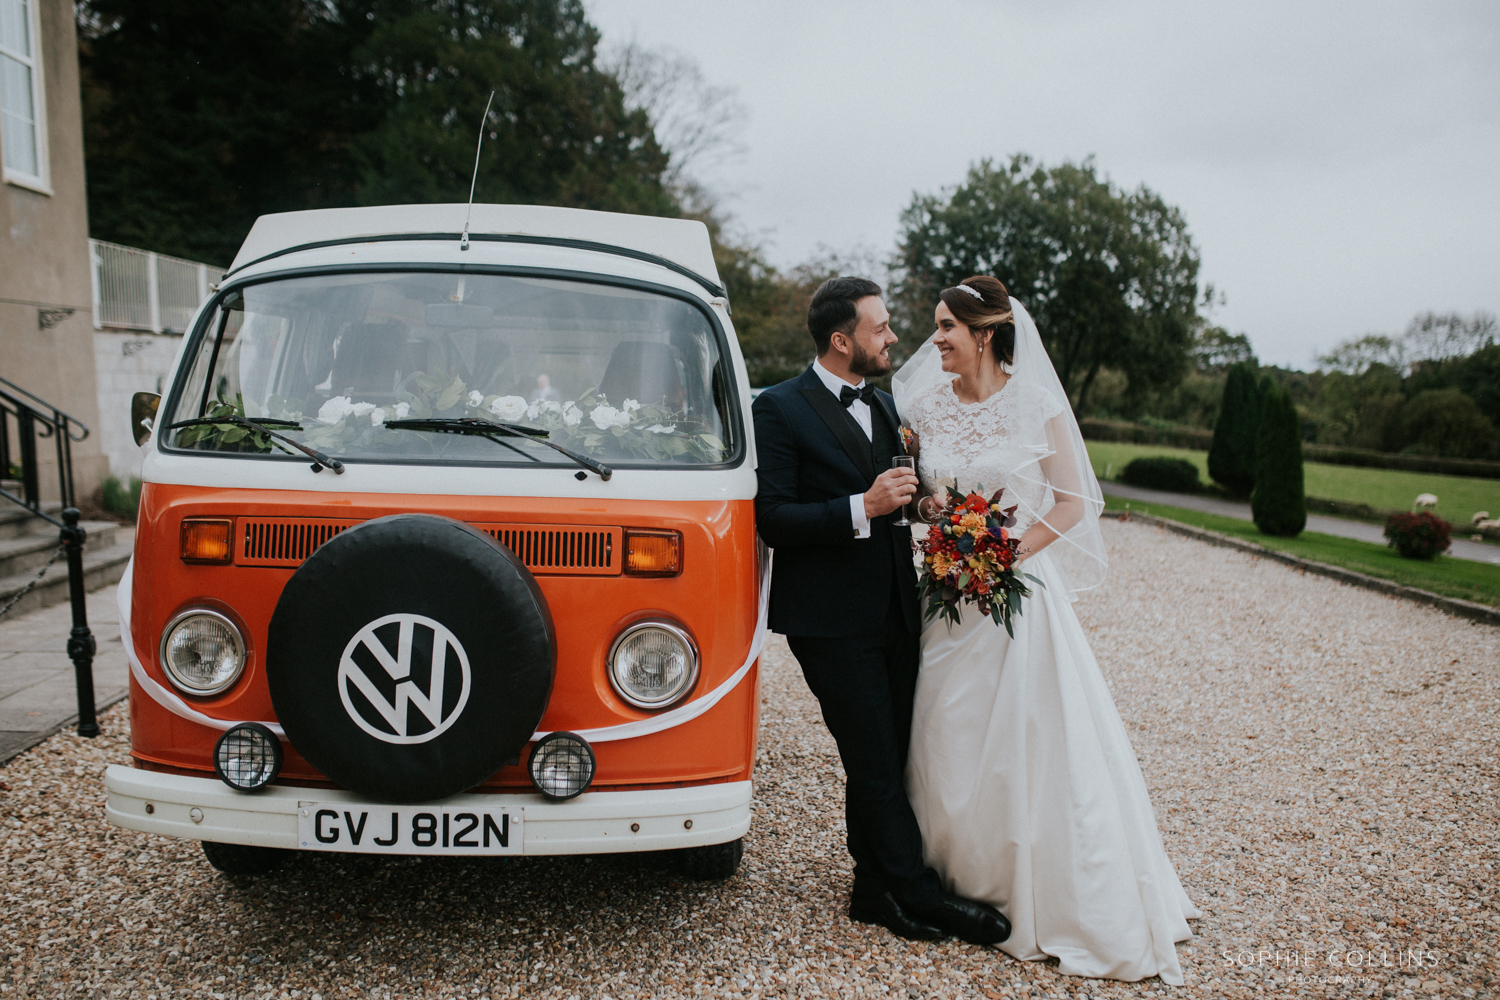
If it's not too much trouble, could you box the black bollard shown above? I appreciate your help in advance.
[60,508,99,738]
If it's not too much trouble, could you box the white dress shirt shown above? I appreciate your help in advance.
[812,357,874,539]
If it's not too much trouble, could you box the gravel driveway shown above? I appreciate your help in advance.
[2,518,1496,999]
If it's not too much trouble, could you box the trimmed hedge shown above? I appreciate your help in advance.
[1207,362,1260,496]
[1384,512,1452,560]
[1251,381,1306,537]
[1120,457,1201,493]
[1080,421,1500,480]
[1079,418,1212,451]
[1299,443,1500,480]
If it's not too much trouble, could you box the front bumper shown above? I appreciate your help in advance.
[104,765,751,855]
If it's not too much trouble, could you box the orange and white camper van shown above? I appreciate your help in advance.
[103,205,764,877]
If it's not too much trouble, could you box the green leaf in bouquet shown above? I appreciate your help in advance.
[956,571,971,590]
[433,375,467,412]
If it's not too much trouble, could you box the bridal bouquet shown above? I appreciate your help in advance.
[917,486,1040,636]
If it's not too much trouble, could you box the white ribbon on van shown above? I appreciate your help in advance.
[540,540,771,743]
[116,542,771,747]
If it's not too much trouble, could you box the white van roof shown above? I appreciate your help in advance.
[228,203,721,290]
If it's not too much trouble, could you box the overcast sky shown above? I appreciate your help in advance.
[585,1,1499,369]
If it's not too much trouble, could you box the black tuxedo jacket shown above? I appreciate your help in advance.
[753,366,921,638]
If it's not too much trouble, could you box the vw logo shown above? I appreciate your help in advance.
[337,613,472,745]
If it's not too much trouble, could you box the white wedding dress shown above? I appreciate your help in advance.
[903,375,1199,984]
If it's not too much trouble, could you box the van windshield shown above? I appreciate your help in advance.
[162,271,739,468]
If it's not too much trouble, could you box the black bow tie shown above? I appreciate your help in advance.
[839,383,876,408]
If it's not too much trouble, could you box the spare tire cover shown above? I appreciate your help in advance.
[267,514,554,803]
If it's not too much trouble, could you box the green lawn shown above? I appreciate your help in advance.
[1103,496,1500,608]
[1085,440,1500,526]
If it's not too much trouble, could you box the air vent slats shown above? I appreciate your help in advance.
[478,524,618,575]
[241,519,357,567]
[235,517,620,575]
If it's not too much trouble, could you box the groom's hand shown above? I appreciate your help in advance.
[864,468,919,518]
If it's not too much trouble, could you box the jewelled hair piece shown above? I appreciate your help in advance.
[951,284,984,301]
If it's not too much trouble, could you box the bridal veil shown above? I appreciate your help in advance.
[892,297,1108,600]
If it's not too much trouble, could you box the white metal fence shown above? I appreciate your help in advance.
[89,239,225,333]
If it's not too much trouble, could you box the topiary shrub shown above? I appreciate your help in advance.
[1207,362,1260,496]
[1384,511,1451,560]
[1120,457,1200,493]
[1251,381,1306,537]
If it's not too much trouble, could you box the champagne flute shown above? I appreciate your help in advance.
[892,456,915,526]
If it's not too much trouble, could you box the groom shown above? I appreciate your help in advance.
[752,277,1010,945]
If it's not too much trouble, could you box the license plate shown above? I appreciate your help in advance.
[296,802,523,855]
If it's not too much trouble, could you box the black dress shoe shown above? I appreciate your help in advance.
[848,891,945,941]
[925,893,1011,945]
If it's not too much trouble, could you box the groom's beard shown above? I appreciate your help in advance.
[849,340,892,379]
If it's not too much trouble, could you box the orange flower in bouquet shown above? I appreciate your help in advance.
[917,485,1042,636]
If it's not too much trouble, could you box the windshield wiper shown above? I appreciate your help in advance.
[386,417,612,481]
[167,415,345,474]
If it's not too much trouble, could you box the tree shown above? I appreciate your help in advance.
[346,0,674,216]
[604,42,747,195]
[78,0,676,265]
[1403,311,1497,364]
[78,0,374,264]
[1251,381,1306,537]
[893,155,1201,413]
[1207,362,1260,496]
[1316,334,1404,375]
[1192,326,1258,373]
[1398,389,1498,459]
[1403,343,1500,429]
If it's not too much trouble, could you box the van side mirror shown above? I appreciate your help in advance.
[131,391,161,446]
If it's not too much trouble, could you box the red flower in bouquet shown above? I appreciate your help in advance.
[916,485,1042,636]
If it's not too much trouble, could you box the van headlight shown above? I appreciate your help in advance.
[160,609,246,696]
[607,621,699,709]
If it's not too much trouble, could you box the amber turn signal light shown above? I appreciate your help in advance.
[180,518,234,564]
[624,529,682,577]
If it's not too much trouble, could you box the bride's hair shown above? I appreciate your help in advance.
[939,275,1016,366]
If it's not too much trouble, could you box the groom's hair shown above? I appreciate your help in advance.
[807,276,883,355]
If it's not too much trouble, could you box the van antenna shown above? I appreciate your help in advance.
[460,91,496,252]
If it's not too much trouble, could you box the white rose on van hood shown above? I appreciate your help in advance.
[590,405,634,430]
[370,408,386,427]
[393,401,410,419]
[488,395,528,422]
[622,398,641,414]
[561,402,583,426]
[317,396,355,423]
[646,423,677,434]
[468,390,484,407]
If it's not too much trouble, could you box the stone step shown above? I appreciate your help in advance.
[0,520,119,579]
[0,500,64,541]
[0,527,135,620]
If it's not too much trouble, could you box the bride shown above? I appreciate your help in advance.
[894,276,1200,984]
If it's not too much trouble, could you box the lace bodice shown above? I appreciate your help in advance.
[904,376,1066,531]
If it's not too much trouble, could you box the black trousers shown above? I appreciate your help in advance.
[786,587,945,913]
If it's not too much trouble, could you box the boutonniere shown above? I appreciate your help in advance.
[899,425,915,454]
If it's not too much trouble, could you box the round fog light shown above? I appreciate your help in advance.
[528,731,595,801]
[213,723,283,791]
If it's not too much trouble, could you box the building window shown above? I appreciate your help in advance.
[0,0,48,192]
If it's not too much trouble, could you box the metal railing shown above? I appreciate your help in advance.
[0,375,98,736]
[0,374,90,517]
[90,239,225,334]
